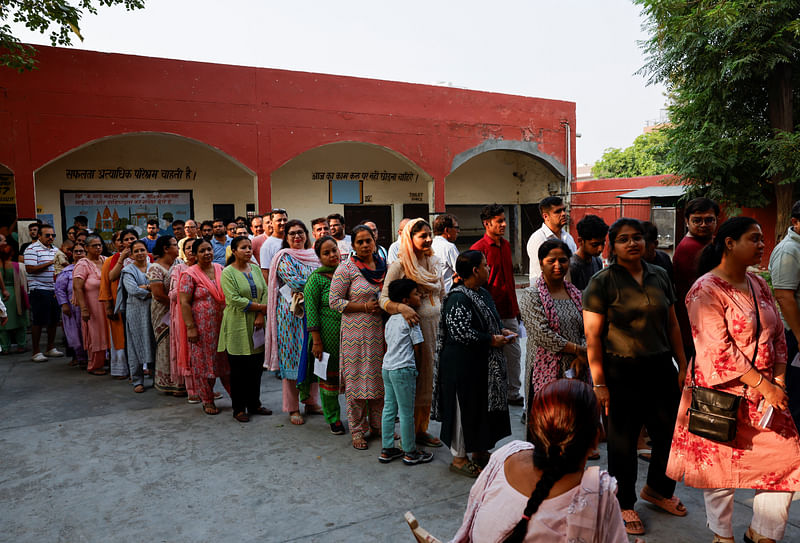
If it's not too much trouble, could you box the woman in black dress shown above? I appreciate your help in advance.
[434,250,513,478]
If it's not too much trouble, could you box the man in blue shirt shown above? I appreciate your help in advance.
[210,218,230,266]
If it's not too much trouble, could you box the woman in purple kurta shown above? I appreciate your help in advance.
[55,246,87,366]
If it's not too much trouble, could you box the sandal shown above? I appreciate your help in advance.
[133,384,145,393]
[352,436,368,450]
[88,369,108,376]
[203,403,220,415]
[449,461,481,478]
[250,407,272,416]
[744,526,774,543]
[621,509,645,535]
[640,487,687,516]
[416,432,443,448]
[233,411,249,422]
[713,535,735,543]
[289,412,305,425]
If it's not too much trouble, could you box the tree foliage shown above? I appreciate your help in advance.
[634,0,800,233]
[592,129,673,178]
[0,1,145,72]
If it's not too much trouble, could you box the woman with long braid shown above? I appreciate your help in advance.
[451,379,629,542]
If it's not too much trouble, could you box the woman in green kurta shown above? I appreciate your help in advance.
[304,236,344,434]
[0,236,29,354]
[218,236,272,423]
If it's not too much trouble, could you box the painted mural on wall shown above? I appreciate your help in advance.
[61,191,193,239]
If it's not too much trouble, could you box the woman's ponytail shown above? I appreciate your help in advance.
[503,452,566,543]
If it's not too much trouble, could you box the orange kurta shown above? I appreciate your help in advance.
[667,272,800,490]
[99,254,125,350]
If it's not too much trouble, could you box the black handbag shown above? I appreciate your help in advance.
[687,278,759,443]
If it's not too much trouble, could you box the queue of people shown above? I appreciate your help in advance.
[9,195,800,542]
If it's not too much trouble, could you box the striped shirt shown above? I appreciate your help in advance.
[24,241,57,291]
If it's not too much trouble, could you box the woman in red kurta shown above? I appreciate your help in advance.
[667,217,800,543]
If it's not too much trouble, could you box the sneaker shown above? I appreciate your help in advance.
[403,449,434,466]
[187,396,201,404]
[44,348,64,358]
[31,352,48,363]
[378,447,405,464]
[330,421,345,435]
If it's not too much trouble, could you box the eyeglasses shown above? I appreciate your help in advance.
[288,231,306,237]
[690,216,717,225]
[41,233,56,238]
[614,235,644,245]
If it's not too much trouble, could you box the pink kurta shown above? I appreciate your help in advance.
[73,256,109,354]
[667,272,800,490]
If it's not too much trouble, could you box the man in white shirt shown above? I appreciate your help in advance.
[327,213,351,259]
[431,214,460,292]
[387,218,410,265]
[260,208,288,281]
[526,196,577,283]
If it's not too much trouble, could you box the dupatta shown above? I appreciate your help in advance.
[532,276,584,395]
[398,218,440,294]
[264,248,320,371]
[174,263,224,375]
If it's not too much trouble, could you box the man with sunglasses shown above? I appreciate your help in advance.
[23,224,63,362]
[673,197,720,361]
[526,196,577,284]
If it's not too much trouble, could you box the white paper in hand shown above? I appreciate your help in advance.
[517,322,527,338]
[791,352,800,368]
[313,352,330,380]
[252,328,265,349]
[279,284,293,303]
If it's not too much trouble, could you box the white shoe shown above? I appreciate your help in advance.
[31,353,48,363]
[44,348,64,357]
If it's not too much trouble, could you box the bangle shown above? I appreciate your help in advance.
[593,384,607,388]
[774,376,786,384]
[753,373,764,388]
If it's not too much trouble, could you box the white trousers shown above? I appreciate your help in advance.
[501,318,522,400]
[449,398,466,458]
[703,488,794,540]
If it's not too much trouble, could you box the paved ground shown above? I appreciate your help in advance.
[1,334,798,543]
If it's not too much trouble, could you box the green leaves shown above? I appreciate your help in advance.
[634,0,800,209]
[592,129,673,179]
[0,0,145,71]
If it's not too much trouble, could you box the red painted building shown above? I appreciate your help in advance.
[1,46,576,268]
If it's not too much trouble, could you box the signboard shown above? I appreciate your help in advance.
[0,175,15,205]
[329,180,363,204]
[61,190,193,239]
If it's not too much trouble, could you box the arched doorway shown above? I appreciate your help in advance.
[34,132,257,240]
[445,144,565,272]
[272,142,433,248]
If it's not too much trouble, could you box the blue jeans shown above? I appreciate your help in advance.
[382,367,418,452]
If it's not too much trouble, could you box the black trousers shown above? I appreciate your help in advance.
[784,330,800,432]
[604,351,680,509]
[228,353,264,415]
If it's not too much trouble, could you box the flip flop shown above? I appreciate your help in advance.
[133,384,145,393]
[621,509,645,535]
[203,404,220,415]
[640,488,687,517]
[416,433,443,448]
[352,437,368,450]
[289,412,305,425]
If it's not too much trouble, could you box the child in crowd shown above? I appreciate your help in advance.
[379,278,433,466]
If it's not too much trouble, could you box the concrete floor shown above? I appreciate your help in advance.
[1,336,798,543]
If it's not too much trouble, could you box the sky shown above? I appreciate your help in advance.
[7,0,668,165]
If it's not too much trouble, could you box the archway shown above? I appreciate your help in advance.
[445,145,565,272]
[34,132,257,239]
[272,141,433,248]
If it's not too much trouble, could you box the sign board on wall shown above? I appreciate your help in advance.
[61,190,194,239]
[0,175,15,205]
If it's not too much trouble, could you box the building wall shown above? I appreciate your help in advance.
[0,45,576,220]
[271,142,432,232]
[35,133,255,237]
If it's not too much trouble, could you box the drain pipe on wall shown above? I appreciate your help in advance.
[561,120,571,231]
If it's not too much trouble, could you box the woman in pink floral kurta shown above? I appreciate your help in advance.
[667,217,800,543]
